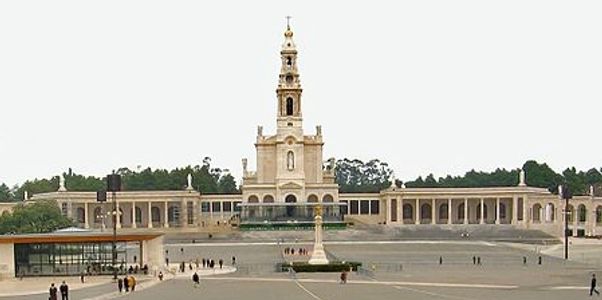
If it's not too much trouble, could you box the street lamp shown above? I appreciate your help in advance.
[561,184,573,260]
[107,174,122,280]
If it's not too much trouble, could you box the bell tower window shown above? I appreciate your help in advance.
[286,97,294,116]
[286,57,292,67]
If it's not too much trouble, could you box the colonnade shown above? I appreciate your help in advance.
[385,196,522,225]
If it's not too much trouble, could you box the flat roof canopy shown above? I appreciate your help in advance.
[0,232,163,244]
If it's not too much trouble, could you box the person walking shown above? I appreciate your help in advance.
[49,283,58,300]
[192,272,200,288]
[340,270,347,284]
[472,256,476,265]
[129,276,136,292]
[219,259,223,269]
[232,256,236,266]
[158,271,164,281]
[591,274,600,296]
[123,276,129,292]
[59,281,69,300]
[117,277,124,293]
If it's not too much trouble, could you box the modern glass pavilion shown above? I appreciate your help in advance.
[0,232,163,277]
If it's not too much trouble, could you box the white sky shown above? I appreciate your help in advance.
[1,1,601,187]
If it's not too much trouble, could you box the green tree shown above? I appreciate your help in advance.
[0,200,73,234]
[335,158,393,193]
[0,183,15,202]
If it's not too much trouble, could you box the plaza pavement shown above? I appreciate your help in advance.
[2,234,602,300]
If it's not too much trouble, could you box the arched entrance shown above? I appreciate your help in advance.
[285,194,297,217]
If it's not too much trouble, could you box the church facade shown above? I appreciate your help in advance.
[20,25,602,237]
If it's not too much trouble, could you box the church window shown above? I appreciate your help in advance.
[286,97,294,115]
[286,57,292,66]
[287,151,295,170]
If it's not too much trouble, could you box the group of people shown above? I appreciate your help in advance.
[283,247,309,256]
[117,275,137,293]
[48,281,69,300]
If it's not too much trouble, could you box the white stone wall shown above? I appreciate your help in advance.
[0,243,15,278]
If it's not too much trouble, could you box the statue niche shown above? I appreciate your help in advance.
[287,151,295,170]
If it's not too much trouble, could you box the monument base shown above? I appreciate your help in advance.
[308,244,329,265]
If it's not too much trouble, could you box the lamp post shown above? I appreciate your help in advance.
[107,174,122,280]
[561,184,573,260]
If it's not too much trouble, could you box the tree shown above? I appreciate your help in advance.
[0,183,15,202]
[0,200,73,234]
[335,158,393,193]
[217,173,239,193]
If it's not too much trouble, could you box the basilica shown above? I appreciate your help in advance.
[22,25,602,238]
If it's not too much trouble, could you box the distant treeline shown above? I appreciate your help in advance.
[1,159,601,202]
[0,157,238,202]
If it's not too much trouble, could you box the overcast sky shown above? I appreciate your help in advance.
[1,1,601,187]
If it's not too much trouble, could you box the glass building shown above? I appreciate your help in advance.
[15,242,128,277]
[0,232,164,278]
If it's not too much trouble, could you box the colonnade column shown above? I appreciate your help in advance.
[522,196,530,224]
[479,198,484,224]
[464,198,468,224]
[386,198,391,224]
[131,202,137,228]
[397,196,403,224]
[495,198,500,225]
[163,201,169,228]
[67,202,73,219]
[447,199,452,225]
[431,199,436,224]
[116,201,122,228]
[84,203,90,229]
[181,200,188,228]
[193,200,199,226]
[147,202,153,228]
[512,196,518,225]
[415,199,420,224]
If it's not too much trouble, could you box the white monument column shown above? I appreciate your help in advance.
[308,205,329,265]
[496,198,500,224]
[415,199,420,224]
[147,202,153,228]
[131,202,137,228]
[431,199,436,224]
[84,203,90,229]
[163,201,169,228]
[480,198,485,224]
[464,198,468,224]
[448,199,452,225]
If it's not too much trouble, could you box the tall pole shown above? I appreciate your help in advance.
[564,196,569,260]
[112,190,117,280]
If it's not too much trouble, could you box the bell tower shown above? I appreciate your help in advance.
[276,19,303,134]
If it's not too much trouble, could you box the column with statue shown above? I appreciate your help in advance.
[308,204,329,265]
